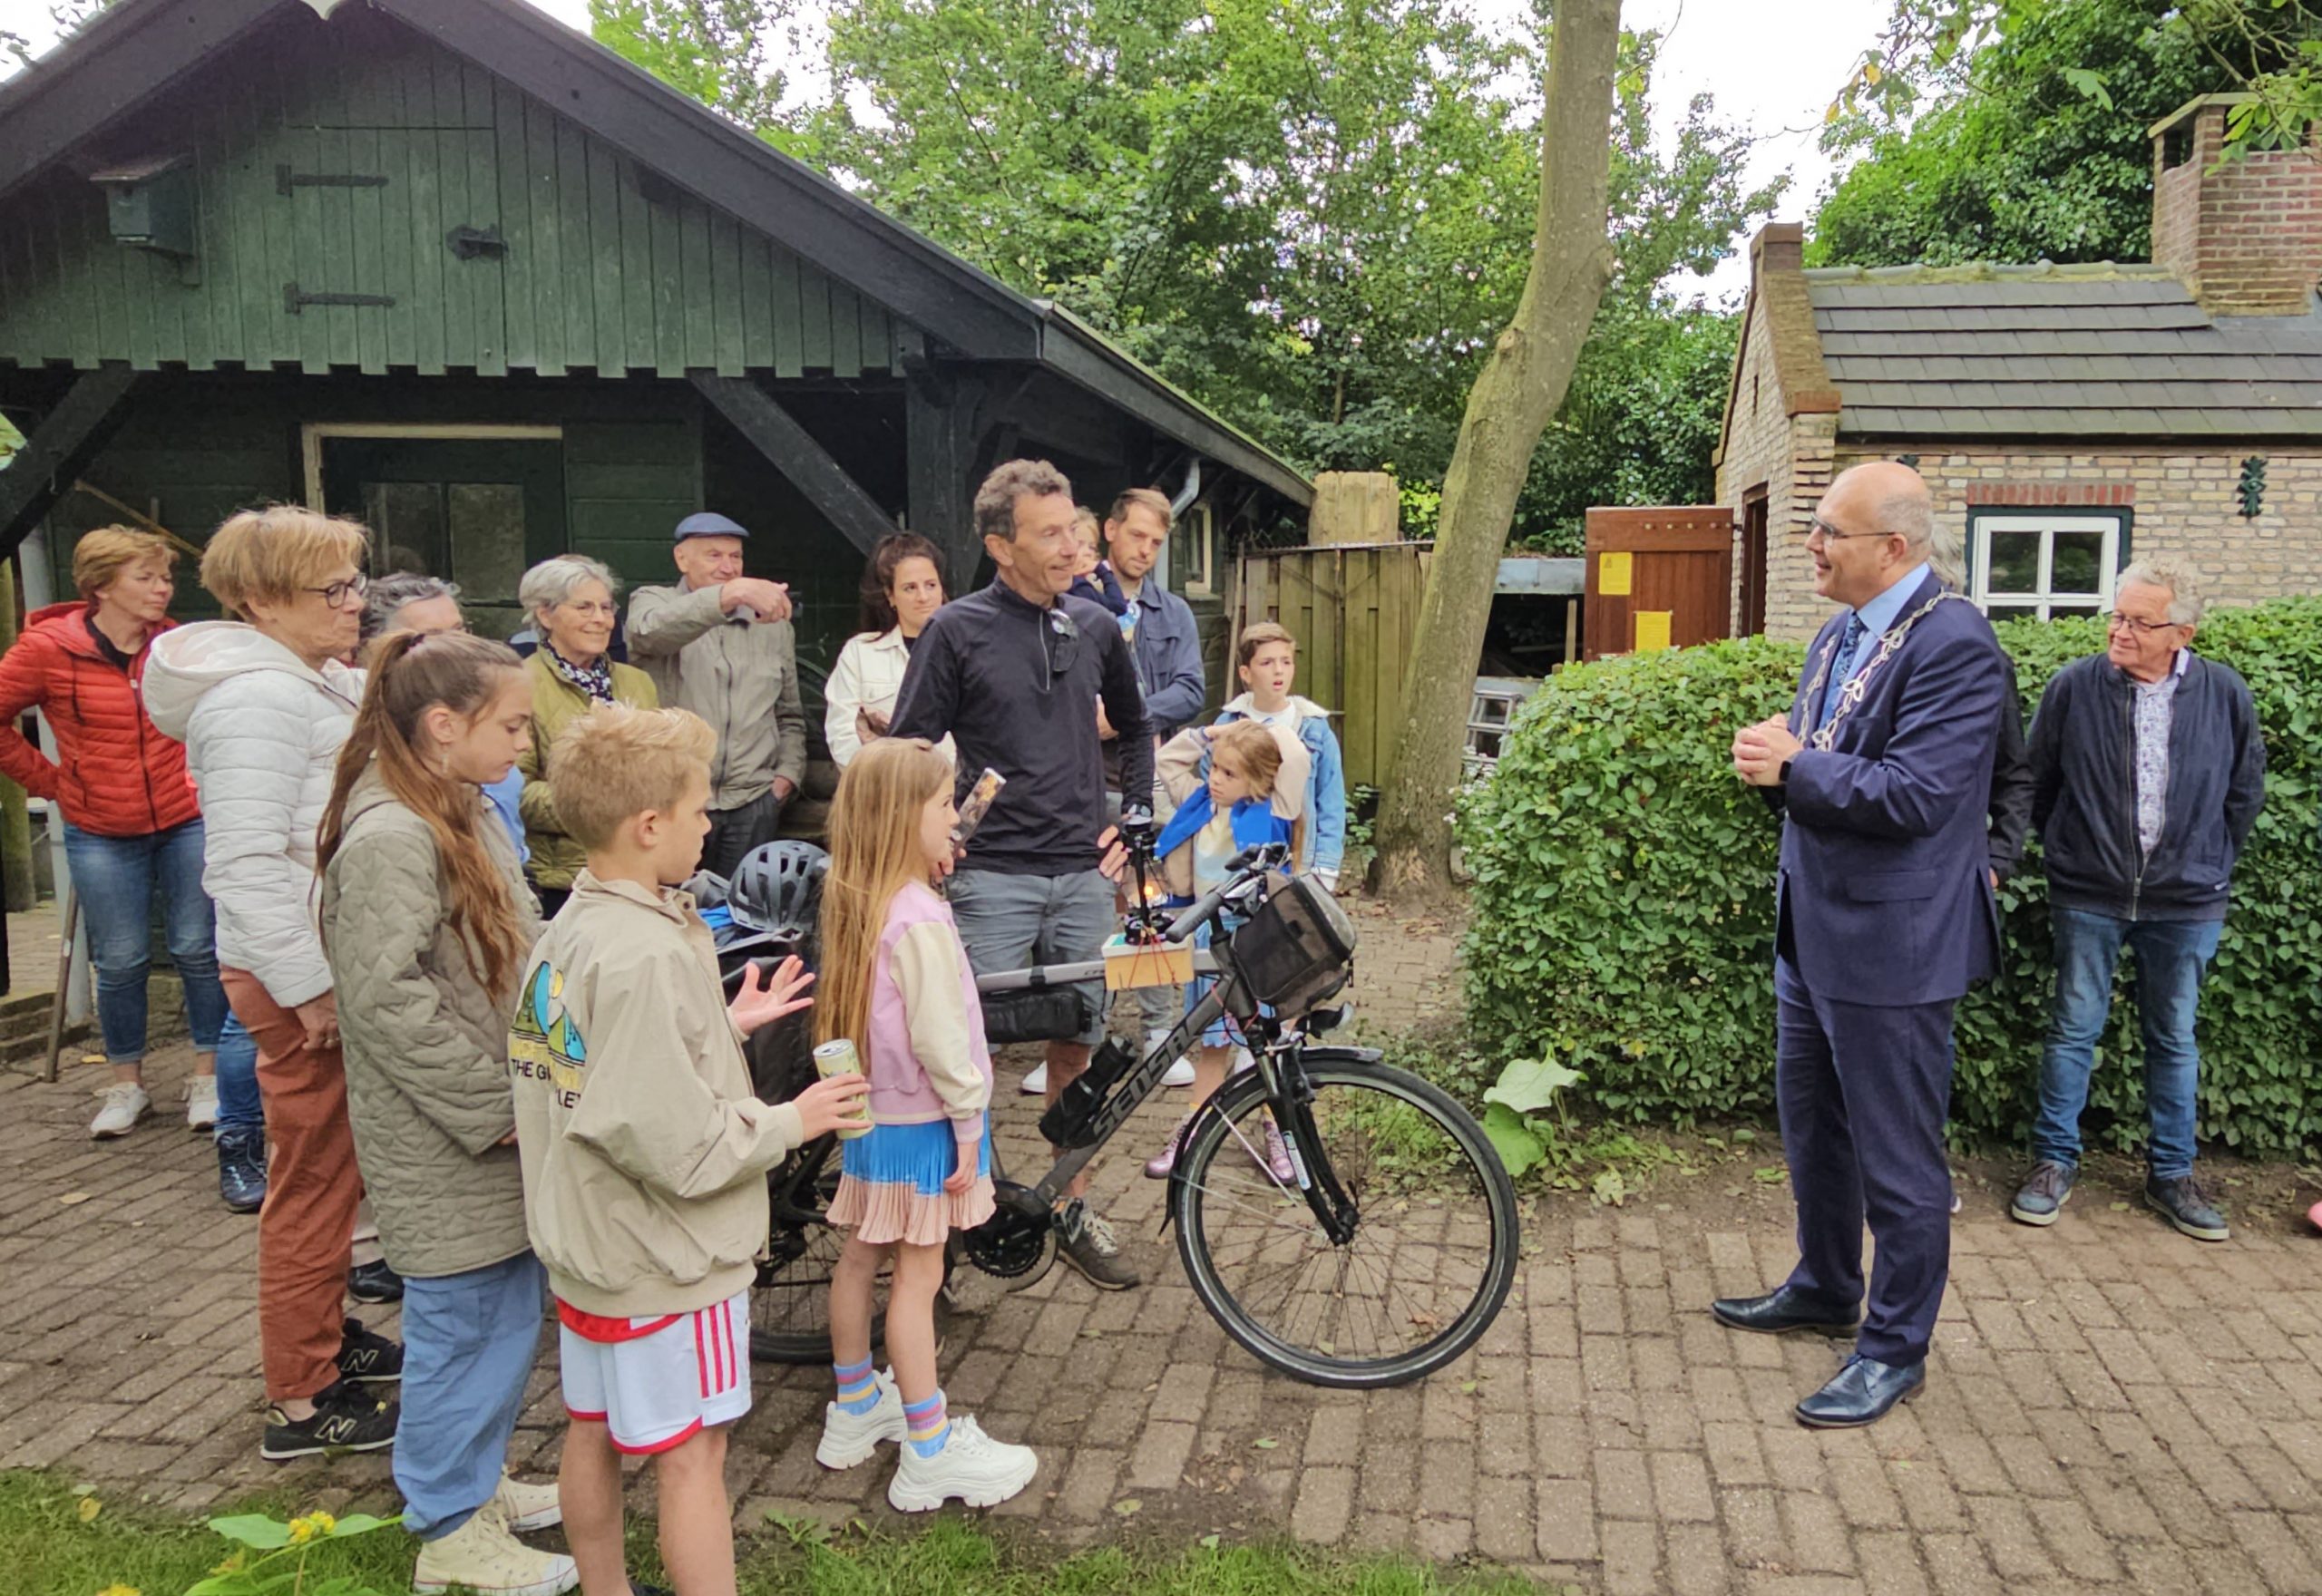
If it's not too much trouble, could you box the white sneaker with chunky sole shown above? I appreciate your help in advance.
[886,1416,1038,1513]
[411,1508,577,1596]
[817,1370,906,1468]
[90,1082,150,1140]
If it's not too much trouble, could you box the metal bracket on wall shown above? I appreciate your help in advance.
[277,164,389,197]
[284,283,397,315]
[445,224,507,260]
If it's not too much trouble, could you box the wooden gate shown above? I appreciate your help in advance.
[1230,540,1431,790]
[1581,506,1734,660]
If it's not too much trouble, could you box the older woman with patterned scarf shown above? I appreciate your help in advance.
[512,556,656,917]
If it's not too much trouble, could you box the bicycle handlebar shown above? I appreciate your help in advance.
[1159,841,1289,945]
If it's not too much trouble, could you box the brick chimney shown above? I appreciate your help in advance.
[2151,94,2322,316]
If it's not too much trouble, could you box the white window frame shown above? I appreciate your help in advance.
[1967,510,2127,622]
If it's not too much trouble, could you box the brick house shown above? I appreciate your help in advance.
[1713,93,2322,642]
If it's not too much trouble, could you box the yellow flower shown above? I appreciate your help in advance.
[286,1510,337,1543]
[93,1585,141,1596]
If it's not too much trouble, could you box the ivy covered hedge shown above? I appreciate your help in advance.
[1456,597,2322,1159]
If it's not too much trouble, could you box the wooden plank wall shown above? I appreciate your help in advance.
[1229,541,1431,791]
[0,8,894,379]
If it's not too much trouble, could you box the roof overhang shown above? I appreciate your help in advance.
[0,0,1310,505]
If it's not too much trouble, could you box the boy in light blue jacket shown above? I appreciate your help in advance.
[1205,621,1347,891]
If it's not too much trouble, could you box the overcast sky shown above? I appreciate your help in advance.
[4,0,1896,299]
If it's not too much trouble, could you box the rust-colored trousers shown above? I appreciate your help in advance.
[221,968,361,1403]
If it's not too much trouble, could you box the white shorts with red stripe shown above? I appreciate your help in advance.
[556,1290,752,1455]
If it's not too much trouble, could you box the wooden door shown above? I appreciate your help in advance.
[1581,506,1734,661]
[1738,488,1770,637]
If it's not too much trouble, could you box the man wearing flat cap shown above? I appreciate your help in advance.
[627,511,808,876]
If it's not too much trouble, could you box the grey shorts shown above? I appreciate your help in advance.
[946,868,1114,1047]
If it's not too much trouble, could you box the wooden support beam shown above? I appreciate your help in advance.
[689,373,893,559]
[0,365,141,561]
[904,361,989,595]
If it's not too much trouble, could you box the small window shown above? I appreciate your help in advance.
[1968,510,2130,621]
[1170,501,1215,598]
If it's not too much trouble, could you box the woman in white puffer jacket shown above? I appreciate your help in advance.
[141,506,401,1464]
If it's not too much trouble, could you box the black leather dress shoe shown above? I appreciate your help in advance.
[1795,1354,1925,1428]
[1710,1286,1859,1338]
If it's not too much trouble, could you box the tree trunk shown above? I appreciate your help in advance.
[1369,0,1624,903]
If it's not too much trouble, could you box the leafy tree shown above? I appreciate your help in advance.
[3,0,111,74]
[587,0,797,133]
[1813,0,2306,268]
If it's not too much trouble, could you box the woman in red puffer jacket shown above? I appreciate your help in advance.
[0,528,230,1141]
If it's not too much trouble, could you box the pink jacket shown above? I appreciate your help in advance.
[863,881,992,1129]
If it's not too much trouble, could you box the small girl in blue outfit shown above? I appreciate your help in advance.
[1143,718,1309,1181]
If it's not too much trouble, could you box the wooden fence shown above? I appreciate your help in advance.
[1229,541,1431,791]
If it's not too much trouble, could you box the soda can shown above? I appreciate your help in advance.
[813,1038,872,1140]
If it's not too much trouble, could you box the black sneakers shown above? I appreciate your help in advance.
[336,1318,403,1385]
[2146,1173,2229,1241]
[260,1379,398,1461]
[216,1126,267,1214]
[347,1259,405,1303]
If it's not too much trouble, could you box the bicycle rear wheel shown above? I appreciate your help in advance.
[749,1137,883,1364]
[1170,1051,1518,1388]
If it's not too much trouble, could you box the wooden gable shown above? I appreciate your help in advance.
[0,6,895,381]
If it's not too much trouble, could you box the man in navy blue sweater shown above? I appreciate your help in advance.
[2010,557,2265,1242]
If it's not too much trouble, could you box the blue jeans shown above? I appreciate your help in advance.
[213,1010,262,1133]
[2033,907,2222,1181]
[395,1251,549,1539]
[63,820,226,1066]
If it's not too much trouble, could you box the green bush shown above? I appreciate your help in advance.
[1456,597,2322,1159]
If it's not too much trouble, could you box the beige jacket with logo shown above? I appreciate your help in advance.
[509,871,805,1317]
[626,581,808,810]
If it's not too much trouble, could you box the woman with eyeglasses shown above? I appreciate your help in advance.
[142,506,404,1463]
[512,555,658,917]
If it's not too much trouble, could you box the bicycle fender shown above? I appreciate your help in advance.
[1290,1045,1384,1067]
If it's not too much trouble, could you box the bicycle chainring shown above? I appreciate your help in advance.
[960,1182,1057,1280]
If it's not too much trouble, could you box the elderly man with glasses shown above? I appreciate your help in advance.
[2010,558,2265,1241]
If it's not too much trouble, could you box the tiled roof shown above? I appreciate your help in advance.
[1803,263,2322,438]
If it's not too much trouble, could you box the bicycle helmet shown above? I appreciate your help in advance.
[727,841,829,936]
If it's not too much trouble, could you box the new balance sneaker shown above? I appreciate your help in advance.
[184,1075,220,1131]
[816,1369,906,1469]
[489,1472,563,1533]
[885,1416,1039,1513]
[336,1318,403,1385]
[2146,1173,2229,1241]
[260,1380,398,1461]
[347,1259,404,1303]
[1019,1062,1049,1096]
[217,1126,268,1214]
[1058,1209,1140,1290]
[412,1504,578,1596]
[89,1082,150,1140]
[2009,1160,2077,1227]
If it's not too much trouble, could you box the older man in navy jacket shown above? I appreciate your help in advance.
[1719,461,2010,1429]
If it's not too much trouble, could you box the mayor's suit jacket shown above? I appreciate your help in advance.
[1771,572,2011,1010]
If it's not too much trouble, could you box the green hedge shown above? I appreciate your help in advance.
[1456,597,2322,1159]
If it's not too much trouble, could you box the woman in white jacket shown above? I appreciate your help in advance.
[824,533,952,769]
[141,507,401,1464]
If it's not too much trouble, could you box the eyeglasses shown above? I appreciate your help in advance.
[2107,612,2180,636]
[303,574,370,608]
[1045,606,1080,676]
[1807,516,1893,544]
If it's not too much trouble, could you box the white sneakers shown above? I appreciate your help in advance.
[1019,1062,1049,1095]
[887,1416,1039,1513]
[1023,1038,1195,1095]
[185,1075,219,1132]
[412,1505,577,1596]
[489,1472,563,1533]
[90,1082,150,1140]
[816,1374,1037,1512]
[815,1370,907,1468]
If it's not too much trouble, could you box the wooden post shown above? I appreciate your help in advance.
[0,560,31,915]
[0,365,141,560]
[1310,472,1399,546]
[903,361,983,596]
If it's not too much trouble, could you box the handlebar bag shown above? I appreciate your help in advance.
[980,985,1097,1046]
[1224,873,1359,1014]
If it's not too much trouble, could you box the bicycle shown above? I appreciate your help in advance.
[741,819,1520,1389]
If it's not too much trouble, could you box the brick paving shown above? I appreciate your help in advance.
[5,901,2322,1592]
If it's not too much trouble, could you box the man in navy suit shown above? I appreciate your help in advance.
[1717,461,2010,1428]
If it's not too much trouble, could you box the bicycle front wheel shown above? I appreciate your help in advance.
[1170,1052,1518,1388]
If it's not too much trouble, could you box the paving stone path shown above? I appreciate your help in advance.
[5,901,2320,1593]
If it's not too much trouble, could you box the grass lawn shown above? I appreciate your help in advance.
[2,1471,1558,1596]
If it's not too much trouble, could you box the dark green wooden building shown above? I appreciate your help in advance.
[0,0,1310,659]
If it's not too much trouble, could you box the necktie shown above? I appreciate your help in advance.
[1816,615,1868,733]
